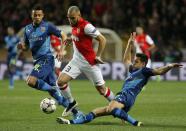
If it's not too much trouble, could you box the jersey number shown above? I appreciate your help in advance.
[65,66,71,72]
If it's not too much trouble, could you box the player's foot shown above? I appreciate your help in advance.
[73,111,85,120]
[62,100,78,117]
[133,121,143,126]
[56,117,71,124]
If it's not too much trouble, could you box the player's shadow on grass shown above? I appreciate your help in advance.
[145,123,186,129]
[88,122,186,129]
[88,121,124,126]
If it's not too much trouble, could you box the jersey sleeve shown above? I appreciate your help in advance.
[48,22,62,38]
[146,35,154,45]
[50,35,61,47]
[23,27,29,46]
[84,24,101,38]
[142,67,154,77]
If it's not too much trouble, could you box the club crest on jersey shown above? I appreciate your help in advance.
[41,27,46,32]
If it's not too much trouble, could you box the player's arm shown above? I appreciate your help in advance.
[146,35,156,52]
[152,63,183,75]
[17,28,29,51]
[123,32,136,66]
[95,33,106,64]
[84,23,105,64]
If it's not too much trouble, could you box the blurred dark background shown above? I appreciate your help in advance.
[0,0,186,61]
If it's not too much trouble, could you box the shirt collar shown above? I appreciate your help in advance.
[32,20,44,28]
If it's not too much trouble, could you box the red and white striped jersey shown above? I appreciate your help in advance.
[135,34,154,58]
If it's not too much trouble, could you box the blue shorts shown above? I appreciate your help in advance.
[30,55,56,86]
[114,91,135,112]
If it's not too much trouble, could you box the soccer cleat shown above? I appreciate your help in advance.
[62,100,78,117]
[137,121,143,126]
[134,121,143,126]
[56,117,71,124]
[73,111,85,120]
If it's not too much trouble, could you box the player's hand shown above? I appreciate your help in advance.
[56,51,64,62]
[128,32,136,43]
[64,37,72,46]
[168,63,183,68]
[17,42,26,50]
[95,56,105,64]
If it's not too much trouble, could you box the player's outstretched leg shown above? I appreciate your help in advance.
[34,79,83,118]
[58,83,78,117]
[27,77,69,110]
[111,108,143,126]
[57,112,95,124]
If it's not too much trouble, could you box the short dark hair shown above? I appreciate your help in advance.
[32,4,43,11]
[136,53,148,65]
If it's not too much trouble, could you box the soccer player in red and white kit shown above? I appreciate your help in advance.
[134,26,156,68]
[50,35,67,77]
[57,6,115,116]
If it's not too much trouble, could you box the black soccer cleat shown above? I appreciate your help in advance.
[62,100,78,117]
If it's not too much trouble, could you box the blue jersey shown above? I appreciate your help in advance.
[23,21,61,60]
[4,35,20,55]
[122,66,154,98]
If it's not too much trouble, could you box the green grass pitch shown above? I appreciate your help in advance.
[0,80,186,131]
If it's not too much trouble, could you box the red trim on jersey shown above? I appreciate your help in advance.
[72,18,96,65]
[50,35,61,48]
[135,34,151,58]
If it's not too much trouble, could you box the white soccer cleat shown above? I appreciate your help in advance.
[56,117,71,124]
[137,121,143,127]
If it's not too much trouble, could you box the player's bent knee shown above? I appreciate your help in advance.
[26,76,37,88]
[57,73,71,87]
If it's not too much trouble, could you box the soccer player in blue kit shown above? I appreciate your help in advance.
[17,4,81,116]
[4,26,20,89]
[56,32,183,126]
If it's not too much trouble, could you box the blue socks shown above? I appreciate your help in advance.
[34,79,68,107]
[35,79,51,91]
[71,112,95,124]
[111,108,137,125]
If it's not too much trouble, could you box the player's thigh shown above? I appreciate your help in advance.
[114,92,135,112]
[30,57,54,81]
[59,60,81,82]
[83,65,105,86]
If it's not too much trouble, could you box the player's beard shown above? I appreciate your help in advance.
[33,20,41,26]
